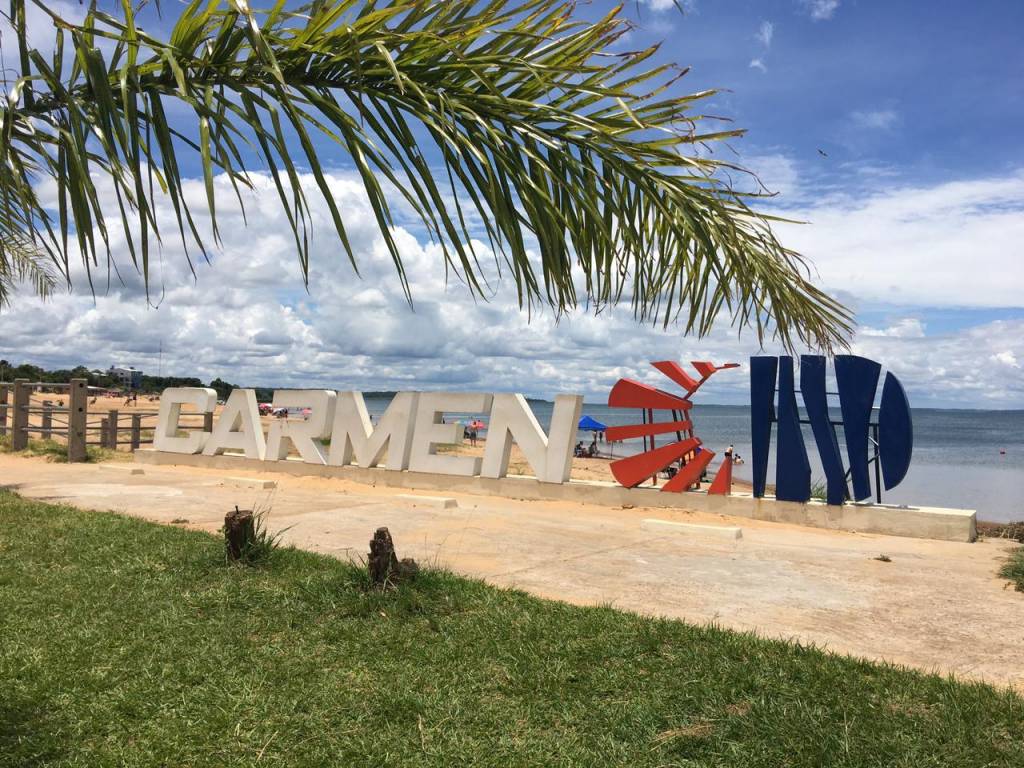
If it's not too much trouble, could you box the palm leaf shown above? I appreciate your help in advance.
[0,0,852,350]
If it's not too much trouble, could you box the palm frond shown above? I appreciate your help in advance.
[0,0,852,349]
[0,225,56,309]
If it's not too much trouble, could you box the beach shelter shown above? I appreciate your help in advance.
[578,415,610,457]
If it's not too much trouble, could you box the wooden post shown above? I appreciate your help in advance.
[368,527,419,587]
[203,411,214,433]
[130,414,142,450]
[0,384,8,437]
[224,507,256,562]
[11,379,29,451]
[41,405,53,440]
[106,409,119,449]
[68,378,88,462]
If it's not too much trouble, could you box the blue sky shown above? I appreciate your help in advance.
[0,0,1022,408]
[631,0,1024,185]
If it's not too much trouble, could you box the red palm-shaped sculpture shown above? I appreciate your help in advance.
[607,361,739,493]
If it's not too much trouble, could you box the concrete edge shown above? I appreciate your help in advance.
[397,494,459,509]
[133,450,977,543]
[224,476,277,490]
[642,518,743,540]
[99,464,145,476]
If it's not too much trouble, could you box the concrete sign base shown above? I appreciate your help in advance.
[133,450,977,543]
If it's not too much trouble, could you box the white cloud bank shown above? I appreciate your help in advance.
[0,168,1022,408]
[774,171,1024,309]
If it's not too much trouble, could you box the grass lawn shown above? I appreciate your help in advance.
[1,491,1022,767]
[0,435,127,463]
[1001,548,1024,592]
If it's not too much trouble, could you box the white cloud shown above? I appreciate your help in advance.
[851,109,900,130]
[756,20,774,48]
[852,320,1024,408]
[740,153,801,197]
[774,170,1024,309]
[801,0,840,21]
[0,171,761,403]
[749,58,767,73]
[859,319,926,339]
[640,0,692,12]
[991,350,1020,369]
[1,168,1023,408]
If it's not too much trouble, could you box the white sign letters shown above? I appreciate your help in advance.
[153,387,585,485]
[154,387,217,454]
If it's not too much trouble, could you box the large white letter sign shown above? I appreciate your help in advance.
[409,392,493,477]
[203,389,266,460]
[265,390,337,464]
[153,387,217,454]
[481,394,582,483]
[328,391,420,470]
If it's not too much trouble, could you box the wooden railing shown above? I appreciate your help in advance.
[1,378,89,461]
[0,378,210,462]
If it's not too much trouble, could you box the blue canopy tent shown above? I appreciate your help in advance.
[577,415,610,458]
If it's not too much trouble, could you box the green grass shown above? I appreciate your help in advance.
[0,492,1021,767]
[0,434,128,463]
[810,478,828,501]
[1000,548,1024,592]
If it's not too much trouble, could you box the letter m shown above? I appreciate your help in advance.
[328,392,419,471]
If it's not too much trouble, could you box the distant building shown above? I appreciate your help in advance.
[108,365,142,390]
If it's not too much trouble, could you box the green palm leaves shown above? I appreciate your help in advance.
[0,0,851,348]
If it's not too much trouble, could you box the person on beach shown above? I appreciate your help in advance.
[725,444,743,464]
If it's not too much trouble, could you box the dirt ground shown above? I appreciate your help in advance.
[1,452,1021,691]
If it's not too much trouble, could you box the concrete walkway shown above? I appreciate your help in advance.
[2,454,1022,690]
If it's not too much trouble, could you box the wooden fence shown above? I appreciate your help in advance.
[0,378,212,462]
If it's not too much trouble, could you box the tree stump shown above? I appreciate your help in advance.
[368,527,419,587]
[224,506,255,561]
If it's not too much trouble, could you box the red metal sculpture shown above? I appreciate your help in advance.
[606,361,739,493]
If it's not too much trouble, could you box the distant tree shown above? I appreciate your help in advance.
[253,388,274,403]
[139,374,203,394]
[208,378,236,400]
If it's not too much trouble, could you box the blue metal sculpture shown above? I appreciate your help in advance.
[800,355,848,506]
[749,356,778,499]
[749,355,913,505]
[879,372,913,490]
[775,357,811,502]
[835,355,881,501]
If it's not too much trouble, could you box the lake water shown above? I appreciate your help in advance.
[361,396,1024,523]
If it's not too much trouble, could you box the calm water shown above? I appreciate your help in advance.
[362,396,1024,522]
